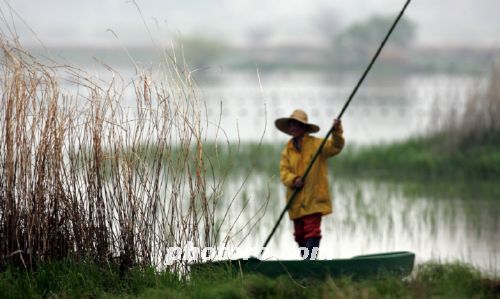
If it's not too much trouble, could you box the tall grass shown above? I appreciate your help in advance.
[0,31,242,271]
[436,64,500,150]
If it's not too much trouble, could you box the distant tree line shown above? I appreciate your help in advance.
[327,15,417,66]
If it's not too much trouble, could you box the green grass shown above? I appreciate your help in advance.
[202,142,282,176]
[333,133,500,180]
[117,127,500,181]
[116,141,283,178]
[396,177,500,201]
[193,133,500,181]
[0,260,181,299]
[0,260,498,298]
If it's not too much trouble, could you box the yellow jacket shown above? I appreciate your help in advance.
[279,132,345,220]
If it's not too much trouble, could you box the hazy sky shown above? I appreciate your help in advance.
[1,0,499,47]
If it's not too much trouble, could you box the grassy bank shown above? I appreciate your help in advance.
[0,260,498,299]
[187,132,500,181]
[332,133,500,180]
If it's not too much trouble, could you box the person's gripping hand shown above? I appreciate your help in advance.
[333,118,343,134]
[293,176,304,189]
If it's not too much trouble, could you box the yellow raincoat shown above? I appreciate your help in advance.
[279,132,345,220]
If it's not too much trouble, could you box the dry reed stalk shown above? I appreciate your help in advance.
[0,34,243,272]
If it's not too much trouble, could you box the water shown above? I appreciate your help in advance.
[216,176,500,274]
[196,70,473,144]
[58,66,474,144]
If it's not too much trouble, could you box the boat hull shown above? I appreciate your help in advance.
[192,251,415,279]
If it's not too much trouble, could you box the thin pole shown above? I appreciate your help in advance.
[259,0,412,258]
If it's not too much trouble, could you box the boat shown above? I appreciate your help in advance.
[192,251,415,279]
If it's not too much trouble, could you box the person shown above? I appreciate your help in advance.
[275,109,344,260]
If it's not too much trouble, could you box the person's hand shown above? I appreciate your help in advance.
[293,176,304,189]
[333,118,343,134]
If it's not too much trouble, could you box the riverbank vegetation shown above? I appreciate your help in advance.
[0,31,245,272]
[0,260,498,298]
[333,135,500,180]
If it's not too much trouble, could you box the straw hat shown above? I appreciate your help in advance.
[275,109,320,135]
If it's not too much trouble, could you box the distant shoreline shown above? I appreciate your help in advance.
[24,44,499,75]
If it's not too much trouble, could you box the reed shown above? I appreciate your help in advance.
[0,31,245,271]
[434,64,500,150]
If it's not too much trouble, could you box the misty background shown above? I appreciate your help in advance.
[1,0,500,271]
[2,0,499,142]
[4,0,500,47]
[1,0,499,143]
[1,0,498,79]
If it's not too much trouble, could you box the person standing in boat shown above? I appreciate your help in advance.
[275,109,344,260]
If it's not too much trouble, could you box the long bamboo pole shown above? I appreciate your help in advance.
[259,0,412,258]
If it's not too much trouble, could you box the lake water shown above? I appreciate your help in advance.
[60,67,474,144]
[196,70,473,144]
[216,175,500,275]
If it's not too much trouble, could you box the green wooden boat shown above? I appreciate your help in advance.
[192,251,415,279]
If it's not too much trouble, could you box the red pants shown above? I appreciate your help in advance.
[293,213,322,247]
